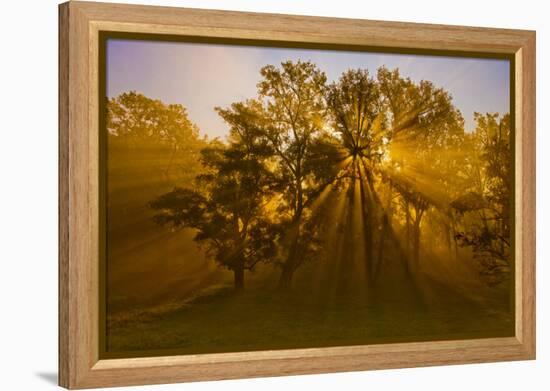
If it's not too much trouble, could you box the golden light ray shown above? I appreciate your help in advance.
[309,180,352,305]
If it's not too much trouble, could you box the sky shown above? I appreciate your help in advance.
[107,39,510,139]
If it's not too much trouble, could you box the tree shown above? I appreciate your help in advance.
[255,60,338,288]
[106,92,208,286]
[326,69,388,282]
[377,67,464,270]
[452,113,511,284]
[150,101,279,291]
[326,69,387,162]
[377,67,458,140]
[106,91,204,185]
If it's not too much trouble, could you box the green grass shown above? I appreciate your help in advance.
[106,280,514,357]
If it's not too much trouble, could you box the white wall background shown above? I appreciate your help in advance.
[0,0,546,389]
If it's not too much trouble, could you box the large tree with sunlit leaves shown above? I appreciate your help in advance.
[255,60,343,288]
[326,68,389,283]
[150,101,280,291]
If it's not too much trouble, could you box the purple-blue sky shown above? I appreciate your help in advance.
[107,39,510,140]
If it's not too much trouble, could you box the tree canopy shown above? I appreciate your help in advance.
[114,61,516,292]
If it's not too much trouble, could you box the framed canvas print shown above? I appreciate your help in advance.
[59,1,536,389]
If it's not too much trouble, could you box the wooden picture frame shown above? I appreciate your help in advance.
[59,1,536,389]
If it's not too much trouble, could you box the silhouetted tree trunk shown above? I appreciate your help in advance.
[375,213,389,280]
[233,264,245,291]
[405,202,411,256]
[277,157,305,290]
[445,220,458,261]
[279,254,295,290]
[336,172,357,293]
[411,204,425,270]
[386,185,394,224]
[358,166,373,285]
[411,224,420,269]
[278,223,300,290]
[451,219,459,259]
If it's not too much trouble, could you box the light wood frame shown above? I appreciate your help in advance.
[59,1,536,389]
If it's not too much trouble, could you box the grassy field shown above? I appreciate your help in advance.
[106,271,513,356]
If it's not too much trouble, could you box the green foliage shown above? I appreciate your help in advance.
[150,99,281,289]
[377,66,462,141]
[257,61,330,217]
[107,91,200,146]
[106,91,206,187]
[453,113,512,284]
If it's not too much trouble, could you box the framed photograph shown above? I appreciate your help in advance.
[59,1,536,389]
